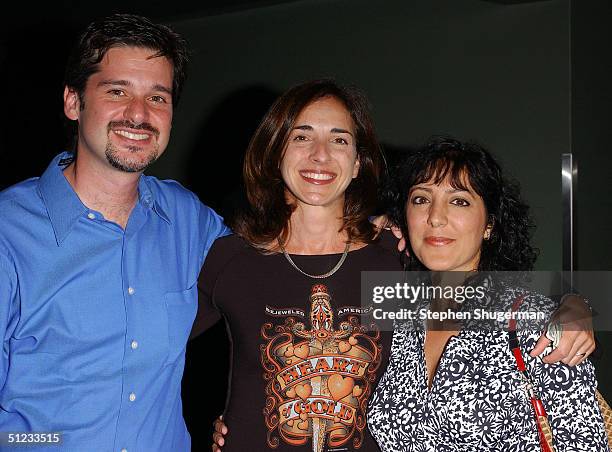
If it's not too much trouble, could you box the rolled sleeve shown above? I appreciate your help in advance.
[197,201,231,266]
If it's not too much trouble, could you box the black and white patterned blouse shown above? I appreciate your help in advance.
[367,284,609,452]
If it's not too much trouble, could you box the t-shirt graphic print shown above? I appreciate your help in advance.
[261,284,382,451]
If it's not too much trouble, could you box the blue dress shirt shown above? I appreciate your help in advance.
[0,153,229,451]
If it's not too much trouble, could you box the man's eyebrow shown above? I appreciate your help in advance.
[152,84,173,96]
[96,80,172,96]
[97,79,131,87]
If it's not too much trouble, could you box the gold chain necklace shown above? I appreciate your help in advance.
[277,239,350,279]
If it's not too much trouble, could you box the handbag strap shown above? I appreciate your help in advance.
[508,295,556,452]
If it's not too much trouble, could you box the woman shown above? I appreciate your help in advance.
[196,79,401,451]
[203,85,596,452]
[367,137,608,451]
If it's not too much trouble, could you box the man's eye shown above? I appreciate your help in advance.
[108,89,124,97]
[333,137,349,145]
[150,95,167,103]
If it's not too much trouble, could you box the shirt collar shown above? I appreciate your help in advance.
[137,176,172,225]
[38,152,87,245]
[38,152,171,245]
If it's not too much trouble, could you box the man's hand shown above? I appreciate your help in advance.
[211,415,227,451]
[530,294,595,366]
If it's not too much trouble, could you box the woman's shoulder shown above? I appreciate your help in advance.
[208,233,249,254]
[201,234,256,277]
[359,229,403,269]
[491,281,558,313]
[373,228,401,253]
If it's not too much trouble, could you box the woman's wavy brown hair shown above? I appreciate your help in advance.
[232,79,384,248]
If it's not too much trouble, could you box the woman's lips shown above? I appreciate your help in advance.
[299,170,337,185]
[424,236,455,246]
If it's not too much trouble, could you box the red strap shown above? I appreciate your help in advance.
[531,398,548,418]
[509,295,555,452]
[511,348,527,371]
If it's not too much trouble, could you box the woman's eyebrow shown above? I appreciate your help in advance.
[409,186,472,194]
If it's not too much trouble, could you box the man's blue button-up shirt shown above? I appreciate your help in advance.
[0,153,229,451]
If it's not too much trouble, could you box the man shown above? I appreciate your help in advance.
[0,14,228,451]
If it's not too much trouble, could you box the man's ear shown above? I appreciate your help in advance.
[63,86,81,121]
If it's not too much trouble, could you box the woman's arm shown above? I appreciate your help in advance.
[522,330,608,451]
[530,294,595,366]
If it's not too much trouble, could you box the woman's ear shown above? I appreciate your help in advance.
[483,217,494,241]
[352,156,360,179]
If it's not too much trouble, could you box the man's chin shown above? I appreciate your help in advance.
[106,147,158,173]
[106,155,157,173]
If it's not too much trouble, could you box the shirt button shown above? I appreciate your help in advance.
[87,212,95,220]
[127,287,135,295]
[129,393,136,402]
[131,340,139,350]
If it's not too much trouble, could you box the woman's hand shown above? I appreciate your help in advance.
[371,215,405,252]
[530,294,595,366]
[211,415,228,451]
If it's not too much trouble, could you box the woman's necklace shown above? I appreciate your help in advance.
[277,239,350,279]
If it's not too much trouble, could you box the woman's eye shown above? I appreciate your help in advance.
[411,196,428,205]
[333,137,349,145]
[451,198,470,207]
[293,135,308,141]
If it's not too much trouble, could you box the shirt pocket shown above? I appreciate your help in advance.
[164,283,198,365]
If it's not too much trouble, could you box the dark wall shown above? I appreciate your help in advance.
[164,0,570,270]
[571,0,612,400]
[0,23,76,188]
[572,0,612,271]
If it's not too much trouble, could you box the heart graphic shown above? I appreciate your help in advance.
[348,336,358,346]
[287,419,294,427]
[294,344,310,360]
[298,420,309,431]
[352,385,363,397]
[327,374,355,401]
[299,412,308,421]
[338,341,351,353]
[284,345,294,357]
[295,383,312,401]
[286,387,296,398]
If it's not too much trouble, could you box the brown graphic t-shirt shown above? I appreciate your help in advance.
[197,233,401,452]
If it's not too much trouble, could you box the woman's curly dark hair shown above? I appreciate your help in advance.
[383,136,538,271]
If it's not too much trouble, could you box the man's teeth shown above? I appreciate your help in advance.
[114,130,150,140]
[302,172,334,180]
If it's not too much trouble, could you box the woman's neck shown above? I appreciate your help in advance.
[283,204,349,254]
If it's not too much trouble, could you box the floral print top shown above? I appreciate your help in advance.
[367,284,609,452]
